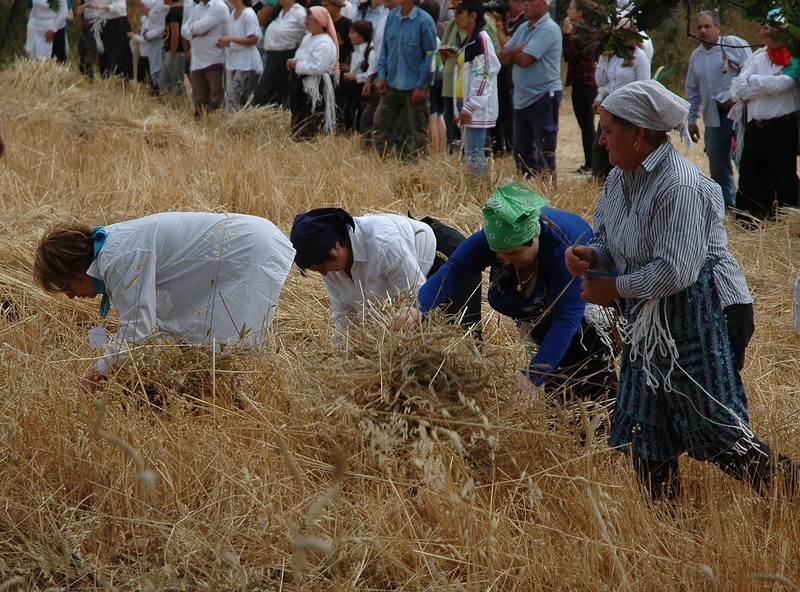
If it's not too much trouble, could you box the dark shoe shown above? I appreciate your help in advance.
[574,165,592,175]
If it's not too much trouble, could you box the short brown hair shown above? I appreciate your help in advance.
[34,223,94,293]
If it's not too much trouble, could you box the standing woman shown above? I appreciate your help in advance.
[34,212,296,393]
[286,6,339,138]
[450,0,500,177]
[562,0,601,175]
[290,208,482,341]
[25,0,69,60]
[217,0,264,112]
[566,80,797,500]
[392,181,618,402]
[252,0,307,107]
[591,17,650,179]
[77,0,134,78]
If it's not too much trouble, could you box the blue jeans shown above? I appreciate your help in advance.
[704,112,736,207]
[463,127,488,177]
[513,91,562,176]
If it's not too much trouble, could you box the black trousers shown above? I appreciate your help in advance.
[571,82,596,170]
[252,48,296,108]
[421,216,482,332]
[736,118,799,220]
[634,439,798,500]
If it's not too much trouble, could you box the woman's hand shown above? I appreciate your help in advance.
[565,245,596,277]
[390,305,421,332]
[562,16,573,33]
[286,59,297,70]
[579,273,619,306]
[459,109,471,125]
[344,72,356,81]
[216,36,231,47]
[81,366,104,393]
[508,370,537,402]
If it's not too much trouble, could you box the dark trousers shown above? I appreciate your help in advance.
[736,118,799,220]
[97,16,134,79]
[360,90,381,139]
[591,126,612,179]
[52,27,68,63]
[571,82,596,170]
[634,439,798,500]
[491,64,514,155]
[252,48,296,107]
[288,72,325,138]
[372,87,430,158]
[422,216,482,332]
[512,91,561,176]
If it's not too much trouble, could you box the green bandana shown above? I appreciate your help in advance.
[482,181,550,250]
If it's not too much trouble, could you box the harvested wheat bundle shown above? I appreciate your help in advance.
[316,300,505,486]
[100,332,283,415]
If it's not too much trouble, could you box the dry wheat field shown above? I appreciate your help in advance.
[1,60,799,591]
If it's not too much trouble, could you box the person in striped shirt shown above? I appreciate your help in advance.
[566,80,798,501]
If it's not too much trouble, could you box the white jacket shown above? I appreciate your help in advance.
[455,28,500,129]
[88,212,295,373]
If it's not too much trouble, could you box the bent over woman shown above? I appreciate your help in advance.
[290,208,482,342]
[34,212,295,392]
[393,181,618,402]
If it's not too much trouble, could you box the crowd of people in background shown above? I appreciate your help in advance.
[18,0,800,218]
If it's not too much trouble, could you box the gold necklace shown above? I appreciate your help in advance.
[515,265,537,292]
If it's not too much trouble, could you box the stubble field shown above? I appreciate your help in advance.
[0,60,799,590]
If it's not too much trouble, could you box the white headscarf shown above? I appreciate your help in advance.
[601,79,692,148]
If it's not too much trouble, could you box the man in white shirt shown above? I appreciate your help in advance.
[181,0,230,115]
[729,7,800,223]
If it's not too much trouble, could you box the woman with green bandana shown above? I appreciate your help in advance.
[392,181,617,402]
[33,212,295,393]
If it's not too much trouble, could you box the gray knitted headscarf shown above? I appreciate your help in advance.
[601,79,692,148]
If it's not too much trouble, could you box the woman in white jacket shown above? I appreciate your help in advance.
[286,6,339,137]
[34,212,295,392]
[25,0,69,60]
[446,0,500,177]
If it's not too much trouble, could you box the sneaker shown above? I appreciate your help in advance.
[574,165,592,175]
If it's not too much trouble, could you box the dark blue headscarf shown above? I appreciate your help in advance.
[290,208,355,269]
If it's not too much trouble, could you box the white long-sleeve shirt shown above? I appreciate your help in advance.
[294,32,337,76]
[263,3,306,51]
[87,212,295,373]
[322,215,436,329]
[182,0,230,71]
[348,40,376,83]
[729,46,800,121]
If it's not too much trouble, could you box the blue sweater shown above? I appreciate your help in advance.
[418,207,592,385]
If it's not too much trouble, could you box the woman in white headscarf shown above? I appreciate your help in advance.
[566,80,798,501]
[286,5,339,137]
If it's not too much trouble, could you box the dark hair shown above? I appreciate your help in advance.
[418,0,440,22]
[290,208,356,270]
[34,223,95,293]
